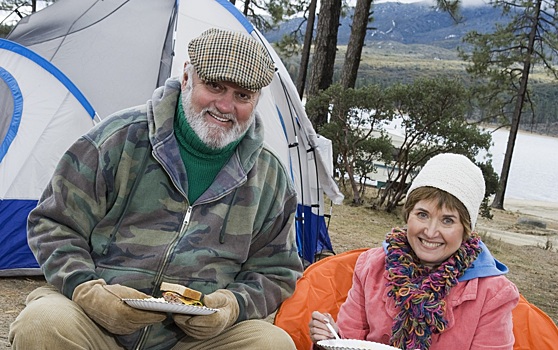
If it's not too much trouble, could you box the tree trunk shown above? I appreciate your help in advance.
[345,157,361,203]
[492,0,541,209]
[242,0,250,16]
[340,0,372,88]
[296,0,318,99]
[307,0,342,127]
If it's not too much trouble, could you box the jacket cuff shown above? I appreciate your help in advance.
[63,271,100,299]
[231,291,247,323]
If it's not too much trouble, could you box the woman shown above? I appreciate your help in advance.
[309,153,519,350]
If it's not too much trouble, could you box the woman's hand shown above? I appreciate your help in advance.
[309,311,339,344]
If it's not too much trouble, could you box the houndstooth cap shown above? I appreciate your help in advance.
[188,28,275,92]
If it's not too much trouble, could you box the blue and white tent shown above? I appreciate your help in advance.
[2,0,344,275]
[0,39,99,275]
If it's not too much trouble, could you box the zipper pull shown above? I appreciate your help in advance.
[182,206,192,228]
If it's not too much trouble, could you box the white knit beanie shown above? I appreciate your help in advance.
[407,153,485,230]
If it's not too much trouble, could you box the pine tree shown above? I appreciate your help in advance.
[460,0,558,209]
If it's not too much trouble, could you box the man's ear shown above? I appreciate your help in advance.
[182,61,190,88]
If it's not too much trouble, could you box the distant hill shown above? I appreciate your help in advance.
[263,1,511,50]
[262,2,558,136]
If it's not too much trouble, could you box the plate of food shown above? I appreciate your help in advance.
[122,282,218,316]
[317,339,399,350]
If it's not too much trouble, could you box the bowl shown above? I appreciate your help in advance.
[317,339,400,350]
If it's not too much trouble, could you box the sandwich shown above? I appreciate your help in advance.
[160,282,204,307]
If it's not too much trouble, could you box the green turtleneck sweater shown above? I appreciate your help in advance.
[174,97,240,202]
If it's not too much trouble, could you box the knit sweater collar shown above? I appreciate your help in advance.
[174,95,244,202]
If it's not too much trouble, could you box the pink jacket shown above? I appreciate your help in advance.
[337,247,520,350]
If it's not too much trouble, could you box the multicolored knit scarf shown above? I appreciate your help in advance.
[385,228,482,350]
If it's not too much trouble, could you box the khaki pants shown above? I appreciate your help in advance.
[9,285,295,350]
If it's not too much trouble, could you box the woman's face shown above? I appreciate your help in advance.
[406,198,465,268]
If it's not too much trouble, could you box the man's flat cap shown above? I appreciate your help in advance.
[188,28,275,91]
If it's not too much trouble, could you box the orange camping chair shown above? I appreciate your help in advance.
[511,294,558,350]
[275,249,367,350]
[274,248,558,350]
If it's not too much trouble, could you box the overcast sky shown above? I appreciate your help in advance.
[2,0,493,27]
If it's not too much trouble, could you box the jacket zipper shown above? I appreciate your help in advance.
[133,147,244,348]
[133,204,192,350]
[135,149,196,348]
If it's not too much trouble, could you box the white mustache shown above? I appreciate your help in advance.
[205,108,237,124]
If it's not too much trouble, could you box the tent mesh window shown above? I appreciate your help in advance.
[0,76,14,146]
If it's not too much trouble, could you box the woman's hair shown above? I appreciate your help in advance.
[404,186,472,239]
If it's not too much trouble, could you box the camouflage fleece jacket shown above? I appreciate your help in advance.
[27,77,303,349]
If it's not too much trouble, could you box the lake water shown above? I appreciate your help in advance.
[479,127,558,204]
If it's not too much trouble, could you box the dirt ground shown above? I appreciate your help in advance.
[1,198,556,349]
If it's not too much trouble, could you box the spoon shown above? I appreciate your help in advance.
[324,318,340,340]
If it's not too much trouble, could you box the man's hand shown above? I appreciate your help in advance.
[173,289,239,339]
[72,279,166,335]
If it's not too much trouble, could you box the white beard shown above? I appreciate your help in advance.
[181,79,255,149]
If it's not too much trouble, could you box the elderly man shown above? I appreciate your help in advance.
[9,28,303,349]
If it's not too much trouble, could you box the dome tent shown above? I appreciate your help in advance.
[1,0,344,275]
[0,39,98,275]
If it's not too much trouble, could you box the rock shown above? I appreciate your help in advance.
[517,217,547,229]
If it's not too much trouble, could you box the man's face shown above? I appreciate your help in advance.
[181,67,259,149]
